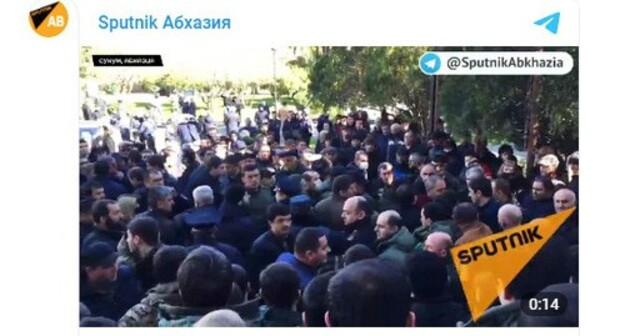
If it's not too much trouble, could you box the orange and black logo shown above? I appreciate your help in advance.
[29,1,68,38]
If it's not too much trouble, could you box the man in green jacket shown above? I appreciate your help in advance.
[413,201,460,249]
[374,210,416,269]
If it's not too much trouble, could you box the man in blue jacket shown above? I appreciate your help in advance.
[276,227,330,290]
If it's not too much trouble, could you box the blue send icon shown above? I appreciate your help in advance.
[534,12,560,35]
[420,52,441,75]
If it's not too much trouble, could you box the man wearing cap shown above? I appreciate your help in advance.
[274,175,302,206]
[276,149,306,180]
[184,192,246,267]
[80,242,142,321]
[539,154,566,187]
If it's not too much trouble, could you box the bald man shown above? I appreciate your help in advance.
[554,188,576,213]
[374,210,416,268]
[498,204,523,230]
[424,232,452,258]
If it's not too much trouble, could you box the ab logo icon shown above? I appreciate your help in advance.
[29,1,68,38]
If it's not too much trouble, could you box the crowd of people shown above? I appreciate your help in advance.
[79,105,579,327]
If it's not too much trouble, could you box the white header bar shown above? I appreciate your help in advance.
[76,0,579,46]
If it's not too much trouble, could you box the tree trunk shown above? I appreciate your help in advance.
[525,75,544,173]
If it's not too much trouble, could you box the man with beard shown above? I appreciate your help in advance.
[82,199,125,250]
[80,242,142,321]
[124,217,162,293]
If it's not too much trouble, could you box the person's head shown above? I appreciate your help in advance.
[498,144,514,160]
[464,151,479,169]
[322,146,338,163]
[280,151,300,171]
[342,196,369,226]
[79,138,90,158]
[407,153,423,170]
[421,201,448,228]
[407,251,448,300]
[148,186,175,213]
[424,175,447,200]
[419,163,436,180]
[343,244,375,266]
[260,263,301,309]
[567,152,579,176]
[258,145,272,160]
[80,242,119,288]
[375,210,403,241]
[403,130,415,146]
[274,176,302,202]
[332,174,355,199]
[83,181,105,201]
[553,188,577,213]
[432,155,447,176]
[194,309,246,327]
[303,271,337,327]
[378,162,394,185]
[144,169,165,188]
[539,154,560,177]
[267,203,292,238]
[92,199,123,230]
[260,167,276,188]
[390,123,402,136]
[325,259,415,327]
[127,166,145,188]
[532,176,555,201]
[353,150,369,171]
[295,227,330,268]
[147,155,167,171]
[492,178,512,203]
[80,198,95,223]
[453,202,479,227]
[499,155,520,176]
[207,156,226,177]
[117,195,139,221]
[224,155,241,177]
[126,217,160,256]
[497,204,523,230]
[395,147,409,164]
[153,245,188,284]
[465,165,485,186]
[93,156,116,177]
[424,232,452,258]
[177,246,233,308]
[242,165,261,191]
[302,170,321,191]
[468,177,493,206]
[192,185,214,207]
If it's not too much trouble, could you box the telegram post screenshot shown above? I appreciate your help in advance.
[13,0,592,335]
